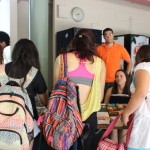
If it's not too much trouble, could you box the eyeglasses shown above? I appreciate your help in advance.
[103,33,113,38]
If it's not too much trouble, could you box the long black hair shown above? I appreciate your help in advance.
[67,29,96,63]
[9,39,40,87]
[112,69,131,96]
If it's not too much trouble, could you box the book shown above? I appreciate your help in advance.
[107,103,127,116]
[116,103,127,114]
[107,105,120,117]
[107,104,126,127]
[97,104,110,124]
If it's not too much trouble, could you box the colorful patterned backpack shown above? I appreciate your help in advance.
[0,65,37,150]
[38,54,84,150]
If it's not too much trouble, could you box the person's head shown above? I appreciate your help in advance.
[67,29,96,63]
[0,31,10,48]
[10,39,40,78]
[0,31,10,64]
[112,69,131,96]
[135,45,150,67]
[103,28,114,44]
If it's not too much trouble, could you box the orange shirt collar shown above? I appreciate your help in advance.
[103,41,116,48]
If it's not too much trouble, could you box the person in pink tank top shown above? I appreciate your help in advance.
[54,29,106,150]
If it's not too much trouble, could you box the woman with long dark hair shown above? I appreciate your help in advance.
[54,29,106,150]
[104,69,131,143]
[104,69,131,104]
[5,39,48,149]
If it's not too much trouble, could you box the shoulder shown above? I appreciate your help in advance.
[94,56,101,63]
[27,66,38,79]
[107,87,113,94]
[114,42,126,49]
[135,62,150,73]
[34,70,45,80]
[95,57,105,68]
[55,54,64,66]
[97,43,105,49]
[97,44,106,54]
[55,54,62,62]
[31,70,47,89]
[67,52,76,58]
[30,66,38,74]
[28,67,44,82]
[5,62,12,75]
[96,45,105,57]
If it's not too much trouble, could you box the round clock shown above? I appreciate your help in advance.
[71,7,84,22]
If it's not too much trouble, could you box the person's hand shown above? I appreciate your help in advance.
[121,112,129,126]
[40,107,48,116]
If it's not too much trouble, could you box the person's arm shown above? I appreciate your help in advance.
[100,60,106,101]
[121,69,149,125]
[125,58,132,74]
[34,71,48,107]
[121,46,132,74]
[38,93,48,107]
[53,55,61,86]
[104,87,113,105]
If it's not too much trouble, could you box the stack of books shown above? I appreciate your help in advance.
[107,104,119,116]
[107,104,127,127]
[97,104,110,124]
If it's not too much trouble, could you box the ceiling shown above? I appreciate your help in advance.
[127,0,150,7]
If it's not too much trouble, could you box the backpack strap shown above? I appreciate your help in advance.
[60,54,65,78]
[8,66,38,89]
[23,66,38,88]
[0,65,38,89]
[100,114,134,148]
[63,53,68,78]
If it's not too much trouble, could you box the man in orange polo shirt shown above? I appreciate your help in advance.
[97,28,132,99]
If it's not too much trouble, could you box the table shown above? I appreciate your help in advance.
[97,103,128,129]
[97,124,128,129]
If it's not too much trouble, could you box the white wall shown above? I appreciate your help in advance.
[54,0,150,36]
[52,0,150,64]
[10,0,29,50]
[9,0,150,56]
[9,0,150,89]
[17,0,29,40]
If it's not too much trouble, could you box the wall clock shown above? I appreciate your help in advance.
[71,7,84,22]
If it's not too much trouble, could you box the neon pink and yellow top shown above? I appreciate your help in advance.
[68,59,94,86]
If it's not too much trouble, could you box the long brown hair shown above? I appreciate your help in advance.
[67,29,96,63]
[9,39,40,88]
[135,45,150,67]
